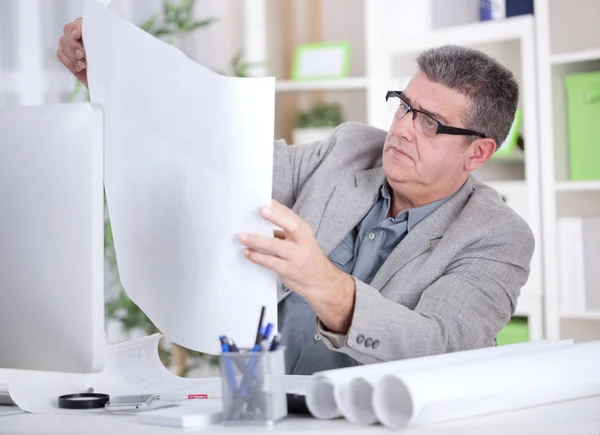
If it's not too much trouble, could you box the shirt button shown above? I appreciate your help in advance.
[368,232,375,240]
[283,286,289,292]
[365,337,373,347]
[372,340,380,349]
[356,334,365,344]
[314,334,321,342]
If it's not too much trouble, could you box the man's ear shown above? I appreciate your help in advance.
[465,138,496,171]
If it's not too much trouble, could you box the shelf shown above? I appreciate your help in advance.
[275,77,368,93]
[555,180,600,192]
[490,150,525,164]
[391,15,533,56]
[551,49,600,65]
[561,312,600,321]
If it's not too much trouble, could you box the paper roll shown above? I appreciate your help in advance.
[340,339,573,425]
[306,377,341,419]
[373,341,600,429]
[306,339,572,423]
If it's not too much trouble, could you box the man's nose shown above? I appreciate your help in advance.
[390,110,415,142]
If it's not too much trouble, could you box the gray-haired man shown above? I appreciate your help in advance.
[58,19,533,375]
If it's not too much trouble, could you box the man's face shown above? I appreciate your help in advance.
[382,72,474,195]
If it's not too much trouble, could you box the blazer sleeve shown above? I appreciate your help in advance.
[317,219,535,365]
[271,125,342,208]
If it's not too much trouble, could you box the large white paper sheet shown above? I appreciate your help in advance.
[306,340,573,422]
[8,334,221,414]
[83,0,277,354]
[373,341,600,429]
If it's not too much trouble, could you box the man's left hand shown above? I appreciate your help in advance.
[237,200,355,333]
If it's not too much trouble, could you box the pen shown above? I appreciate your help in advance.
[219,336,230,353]
[157,393,211,401]
[220,336,237,393]
[254,306,266,346]
[227,337,240,353]
[269,333,282,351]
[263,322,274,341]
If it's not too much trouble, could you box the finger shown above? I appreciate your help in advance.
[260,202,303,237]
[243,249,287,275]
[56,47,77,72]
[59,35,80,71]
[238,233,292,259]
[70,40,86,61]
[274,229,286,240]
[64,18,83,40]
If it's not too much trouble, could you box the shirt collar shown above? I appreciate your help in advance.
[380,182,454,232]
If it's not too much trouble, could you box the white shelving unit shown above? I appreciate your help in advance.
[555,181,600,193]
[535,0,600,341]
[275,77,368,92]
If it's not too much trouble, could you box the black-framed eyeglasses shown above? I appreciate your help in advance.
[385,90,487,138]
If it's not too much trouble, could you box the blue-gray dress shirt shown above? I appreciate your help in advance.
[278,182,452,375]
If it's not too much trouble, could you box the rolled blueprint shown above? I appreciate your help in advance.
[340,339,572,425]
[306,339,571,422]
[372,340,600,429]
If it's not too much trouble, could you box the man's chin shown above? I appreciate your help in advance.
[383,161,412,185]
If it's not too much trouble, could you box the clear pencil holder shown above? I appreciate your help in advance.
[219,348,287,425]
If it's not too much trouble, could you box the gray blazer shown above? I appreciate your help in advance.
[272,122,534,365]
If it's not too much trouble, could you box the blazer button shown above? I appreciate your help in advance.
[372,340,380,349]
[365,337,373,347]
[356,334,365,344]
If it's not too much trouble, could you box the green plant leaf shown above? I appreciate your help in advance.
[184,18,219,31]
[295,102,345,128]
[139,16,158,32]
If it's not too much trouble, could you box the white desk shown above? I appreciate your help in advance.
[2,395,600,435]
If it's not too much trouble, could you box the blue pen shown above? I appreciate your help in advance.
[263,323,274,342]
[250,325,267,352]
[219,336,237,393]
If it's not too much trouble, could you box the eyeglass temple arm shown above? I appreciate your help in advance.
[438,125,486,138]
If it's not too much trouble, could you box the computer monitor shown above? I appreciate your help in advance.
[0,103,105,373]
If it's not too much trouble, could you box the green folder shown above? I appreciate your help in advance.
[565,70,600,181]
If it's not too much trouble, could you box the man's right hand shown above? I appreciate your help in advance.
[56,18,88,88]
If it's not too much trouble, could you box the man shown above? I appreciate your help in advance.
[58,20,534,375]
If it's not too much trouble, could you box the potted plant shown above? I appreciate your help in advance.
[292,101,345,144]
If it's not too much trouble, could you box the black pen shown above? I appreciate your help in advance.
[227,337,240,353]
[269,333,281,351]
[254,306,266,346]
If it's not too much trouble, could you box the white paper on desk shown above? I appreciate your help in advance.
[8,334,220,414]
[372,340,600,429]
[306,339,573,422]
[82,0,277,355]
[0,406,23,417]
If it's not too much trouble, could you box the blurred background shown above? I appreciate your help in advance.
[1,0,599,376]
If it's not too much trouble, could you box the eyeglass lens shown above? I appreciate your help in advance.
[387,95,439,136]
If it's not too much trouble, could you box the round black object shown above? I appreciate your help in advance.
[58,393,110,409]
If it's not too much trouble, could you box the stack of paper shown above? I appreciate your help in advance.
[306,340,600,429]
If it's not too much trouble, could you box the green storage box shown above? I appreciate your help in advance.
[565,70,600,181]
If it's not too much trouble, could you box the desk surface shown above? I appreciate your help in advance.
[2,395,600,435]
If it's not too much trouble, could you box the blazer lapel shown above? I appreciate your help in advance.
[315,168,385,256]
[370,176,475,289]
